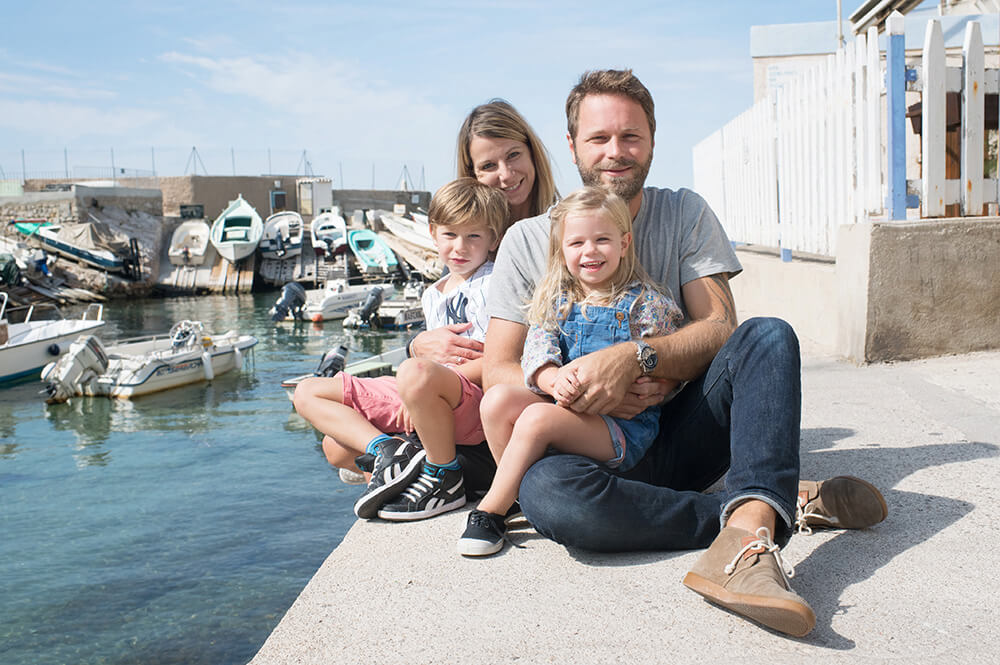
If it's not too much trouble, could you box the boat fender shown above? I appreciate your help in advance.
[233,346,243,371]
[202,352,214,380]
[47,343,60,356]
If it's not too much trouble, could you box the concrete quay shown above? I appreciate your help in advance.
[251,341,1000,664]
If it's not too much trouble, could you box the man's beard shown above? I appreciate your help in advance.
[576,152,652,202]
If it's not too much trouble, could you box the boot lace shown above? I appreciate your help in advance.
[724,527,795,584]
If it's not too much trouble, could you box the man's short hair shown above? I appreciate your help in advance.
[565,69,656,141]
[428,177,510,242]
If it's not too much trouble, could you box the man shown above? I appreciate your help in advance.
[478,69,887,637]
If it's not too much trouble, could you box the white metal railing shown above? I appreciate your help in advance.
[693,14,999,259]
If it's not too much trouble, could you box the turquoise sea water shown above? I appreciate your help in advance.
[0,292,409,665]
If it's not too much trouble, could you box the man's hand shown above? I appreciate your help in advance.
[409,323,484,366]
[565,343,639,415]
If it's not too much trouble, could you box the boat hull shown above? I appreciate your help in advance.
[348,229,398,275]
[298,281,395,322]
[210,195,263,263]
[168,220,211,266]
[35,226,124,272]
[0,319,107,383]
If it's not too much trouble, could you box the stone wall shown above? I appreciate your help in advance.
[333,189,431,216]
[0,192,75,225]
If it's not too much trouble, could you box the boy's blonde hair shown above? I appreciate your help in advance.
[527,186,660,329]
[428,177,511,245]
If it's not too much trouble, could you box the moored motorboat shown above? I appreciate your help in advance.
[310,210,347,257]
[209,194,263,263]
[299,279,396,322]
[167,219,212,266]
[0,292,106,384]
[40,320,258,403]
[260,211,304,260]
[347,229,398,275]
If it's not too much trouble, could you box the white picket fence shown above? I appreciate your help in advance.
[693,17,999,258]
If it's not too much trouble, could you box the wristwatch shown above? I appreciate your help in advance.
[634,341,657,375]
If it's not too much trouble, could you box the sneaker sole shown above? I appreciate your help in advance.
[378,495,467,521]
[353,449,427,519]
[815,475,888,529]
[682,572,816,637]
[457,535,503,557]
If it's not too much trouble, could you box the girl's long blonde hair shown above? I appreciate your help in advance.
[527,186,660,330]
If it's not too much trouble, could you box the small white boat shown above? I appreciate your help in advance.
[260,211,304,260]
[167,219,211,266]
[310,210,347,257]
[0,292,106,384]
[380,212,436,252]
[210,194,263,263]
[300,279,395,322]
[40,320,258,404]
[281,345,407,400]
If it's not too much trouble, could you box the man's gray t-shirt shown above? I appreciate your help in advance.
[488,187,742,324]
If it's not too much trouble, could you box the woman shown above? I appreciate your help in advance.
[408,100,558,366]
[456,99,559,223]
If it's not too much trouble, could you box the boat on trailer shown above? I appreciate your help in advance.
[40,320,258,403]
[0,292,106,385]
[210,194,263,263]
[260,211,304,260]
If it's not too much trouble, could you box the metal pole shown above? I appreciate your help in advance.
[268,148,272,175]
[339,162,344,189]
[111,147,117,186]
[64,148,69,178]
[21,149,26,184]
[231,147,236,176]
[151,146,156,176]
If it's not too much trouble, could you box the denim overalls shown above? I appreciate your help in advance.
[558,286,660,472]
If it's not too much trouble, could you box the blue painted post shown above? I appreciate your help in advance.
[886,11,907,220]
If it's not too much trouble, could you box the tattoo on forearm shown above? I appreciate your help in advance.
[706,274,736,326]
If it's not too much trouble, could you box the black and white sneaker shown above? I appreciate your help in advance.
[353,437,426,519]
[457,509,507,557]
[378,465,467,521]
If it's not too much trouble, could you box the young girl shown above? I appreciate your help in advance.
[457,186,684,557]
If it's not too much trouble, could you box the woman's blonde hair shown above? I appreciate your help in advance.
[527,186,659,329]
[456,99,559,220]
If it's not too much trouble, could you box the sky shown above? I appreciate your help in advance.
[1,1,856,196]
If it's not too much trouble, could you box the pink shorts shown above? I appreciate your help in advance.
[340,371,486,445]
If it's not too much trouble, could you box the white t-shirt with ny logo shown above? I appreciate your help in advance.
[421,261,493,342]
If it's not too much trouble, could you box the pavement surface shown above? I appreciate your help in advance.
[250,341,1000,665]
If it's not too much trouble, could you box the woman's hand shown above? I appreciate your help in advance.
[410,323,484,366]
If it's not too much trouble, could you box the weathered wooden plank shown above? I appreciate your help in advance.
[922,19,947,217]
[961,21,985,216]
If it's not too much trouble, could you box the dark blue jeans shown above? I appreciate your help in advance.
[518,317,801,552]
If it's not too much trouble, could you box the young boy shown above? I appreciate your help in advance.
[292,177,509,521]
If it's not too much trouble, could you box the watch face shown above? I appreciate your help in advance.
[639,344,657,372]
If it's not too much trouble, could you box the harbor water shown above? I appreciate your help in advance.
[0,292,409,665]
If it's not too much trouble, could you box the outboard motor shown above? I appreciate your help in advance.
[343,287,383,329]
[41,334,109,404]
[314,344,349,378]
[274,232,286,258]
[270,282,307,321]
